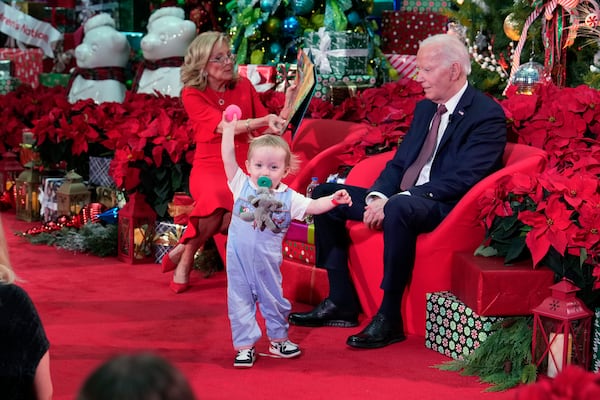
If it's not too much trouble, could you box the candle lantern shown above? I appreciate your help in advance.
[118,192,156,264]
[15,162,41,222]
[57,171,91,217]
[531,279,593,378]
[0,151,23,195]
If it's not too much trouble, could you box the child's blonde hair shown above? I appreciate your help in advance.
[248,134,300,174]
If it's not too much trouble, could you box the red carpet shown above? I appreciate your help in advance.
[2,212,517,400]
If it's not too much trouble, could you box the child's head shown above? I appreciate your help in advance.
[245,135,299,188]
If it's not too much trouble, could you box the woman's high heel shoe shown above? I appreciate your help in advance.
[169,279,190,294]
[161,253,177,273]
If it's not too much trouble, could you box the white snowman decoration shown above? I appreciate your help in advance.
[133,7,197,97]
[68,13,130,104]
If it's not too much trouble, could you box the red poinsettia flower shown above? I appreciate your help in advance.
[571,197,600,250]
[518,195,576,266]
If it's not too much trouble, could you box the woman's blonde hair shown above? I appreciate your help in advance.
[0,217,15,284]
[180,31,238,90]
[248,135,300,175]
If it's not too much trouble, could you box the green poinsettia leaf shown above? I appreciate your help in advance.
[474,245,499,257]
[505,237,528,264]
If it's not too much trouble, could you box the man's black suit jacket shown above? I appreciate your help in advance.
[370,84,507,210]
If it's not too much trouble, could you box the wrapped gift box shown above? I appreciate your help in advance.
[26,3,79,33]
[95,186,122,209]
[0,59,11,78]
[89,156,115,188]
[283,240,315,265]
[0,49,44,89]
[401,0,450,13]
[381,11,447,54]
[39,177,66,222]
[593,308,600,372]
[237,64,277,93]
[285,221,314,244]
[153,220,187,264]
[314,73,376,102]
[384,54,417,79]
[304,29,370,76]
[281,258,328,306]
[0,77,20,94]
[39,73,70,87]
[451,252,554,316]
[425,291,502,360]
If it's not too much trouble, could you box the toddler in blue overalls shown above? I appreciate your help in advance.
[220,112,352,368]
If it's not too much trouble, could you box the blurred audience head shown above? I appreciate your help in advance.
[77,352,196,400]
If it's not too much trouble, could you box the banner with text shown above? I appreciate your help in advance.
[0,2,62,57]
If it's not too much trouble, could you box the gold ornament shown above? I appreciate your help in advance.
[503,13,521,41]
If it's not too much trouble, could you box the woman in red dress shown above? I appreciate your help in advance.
[162,31,291,293]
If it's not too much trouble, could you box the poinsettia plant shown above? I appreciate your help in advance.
[17,86,195,217]
[478,83,600,308]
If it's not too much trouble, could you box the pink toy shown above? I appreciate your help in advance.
[225,104,242,122]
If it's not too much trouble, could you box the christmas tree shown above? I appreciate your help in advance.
[445,0,600,95]
[225,0,388,78]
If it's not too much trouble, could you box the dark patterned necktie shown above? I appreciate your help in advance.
[400,104,447,191]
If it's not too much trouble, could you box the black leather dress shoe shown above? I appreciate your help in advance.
[346,314,406,349]
[288,298,358,327]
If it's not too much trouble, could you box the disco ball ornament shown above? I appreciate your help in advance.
[283,16,300,37]
[260,0,275,12]
[265,17,281,35]
[512,60,544,95]
[293,0,314,16]
[503,13,521,41]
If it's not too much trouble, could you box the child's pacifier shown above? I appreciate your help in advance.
[257,176,272,188]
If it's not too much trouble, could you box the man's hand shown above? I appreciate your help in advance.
[363,197,386,230]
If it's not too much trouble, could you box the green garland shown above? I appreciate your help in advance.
[434,317,537,391]
[20,223,118,257]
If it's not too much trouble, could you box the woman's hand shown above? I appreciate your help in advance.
[266,114,288,134]
[284,82,298,110]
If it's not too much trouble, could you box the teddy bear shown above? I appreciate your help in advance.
[240,186,284,233]
[67,13,130,104]
[131,7,197,97]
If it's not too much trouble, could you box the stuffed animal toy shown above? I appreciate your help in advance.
[240,177,283,233]
[67,13,130,104]
[132,7,196,97]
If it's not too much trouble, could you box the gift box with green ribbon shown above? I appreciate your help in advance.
[303,28,370,76]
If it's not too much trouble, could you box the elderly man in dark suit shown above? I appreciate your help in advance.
[289,33,507,349]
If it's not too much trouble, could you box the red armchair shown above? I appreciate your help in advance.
[343,142,547,335]
[286,118,380,192]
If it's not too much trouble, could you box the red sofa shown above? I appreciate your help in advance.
[342,142,547,335]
